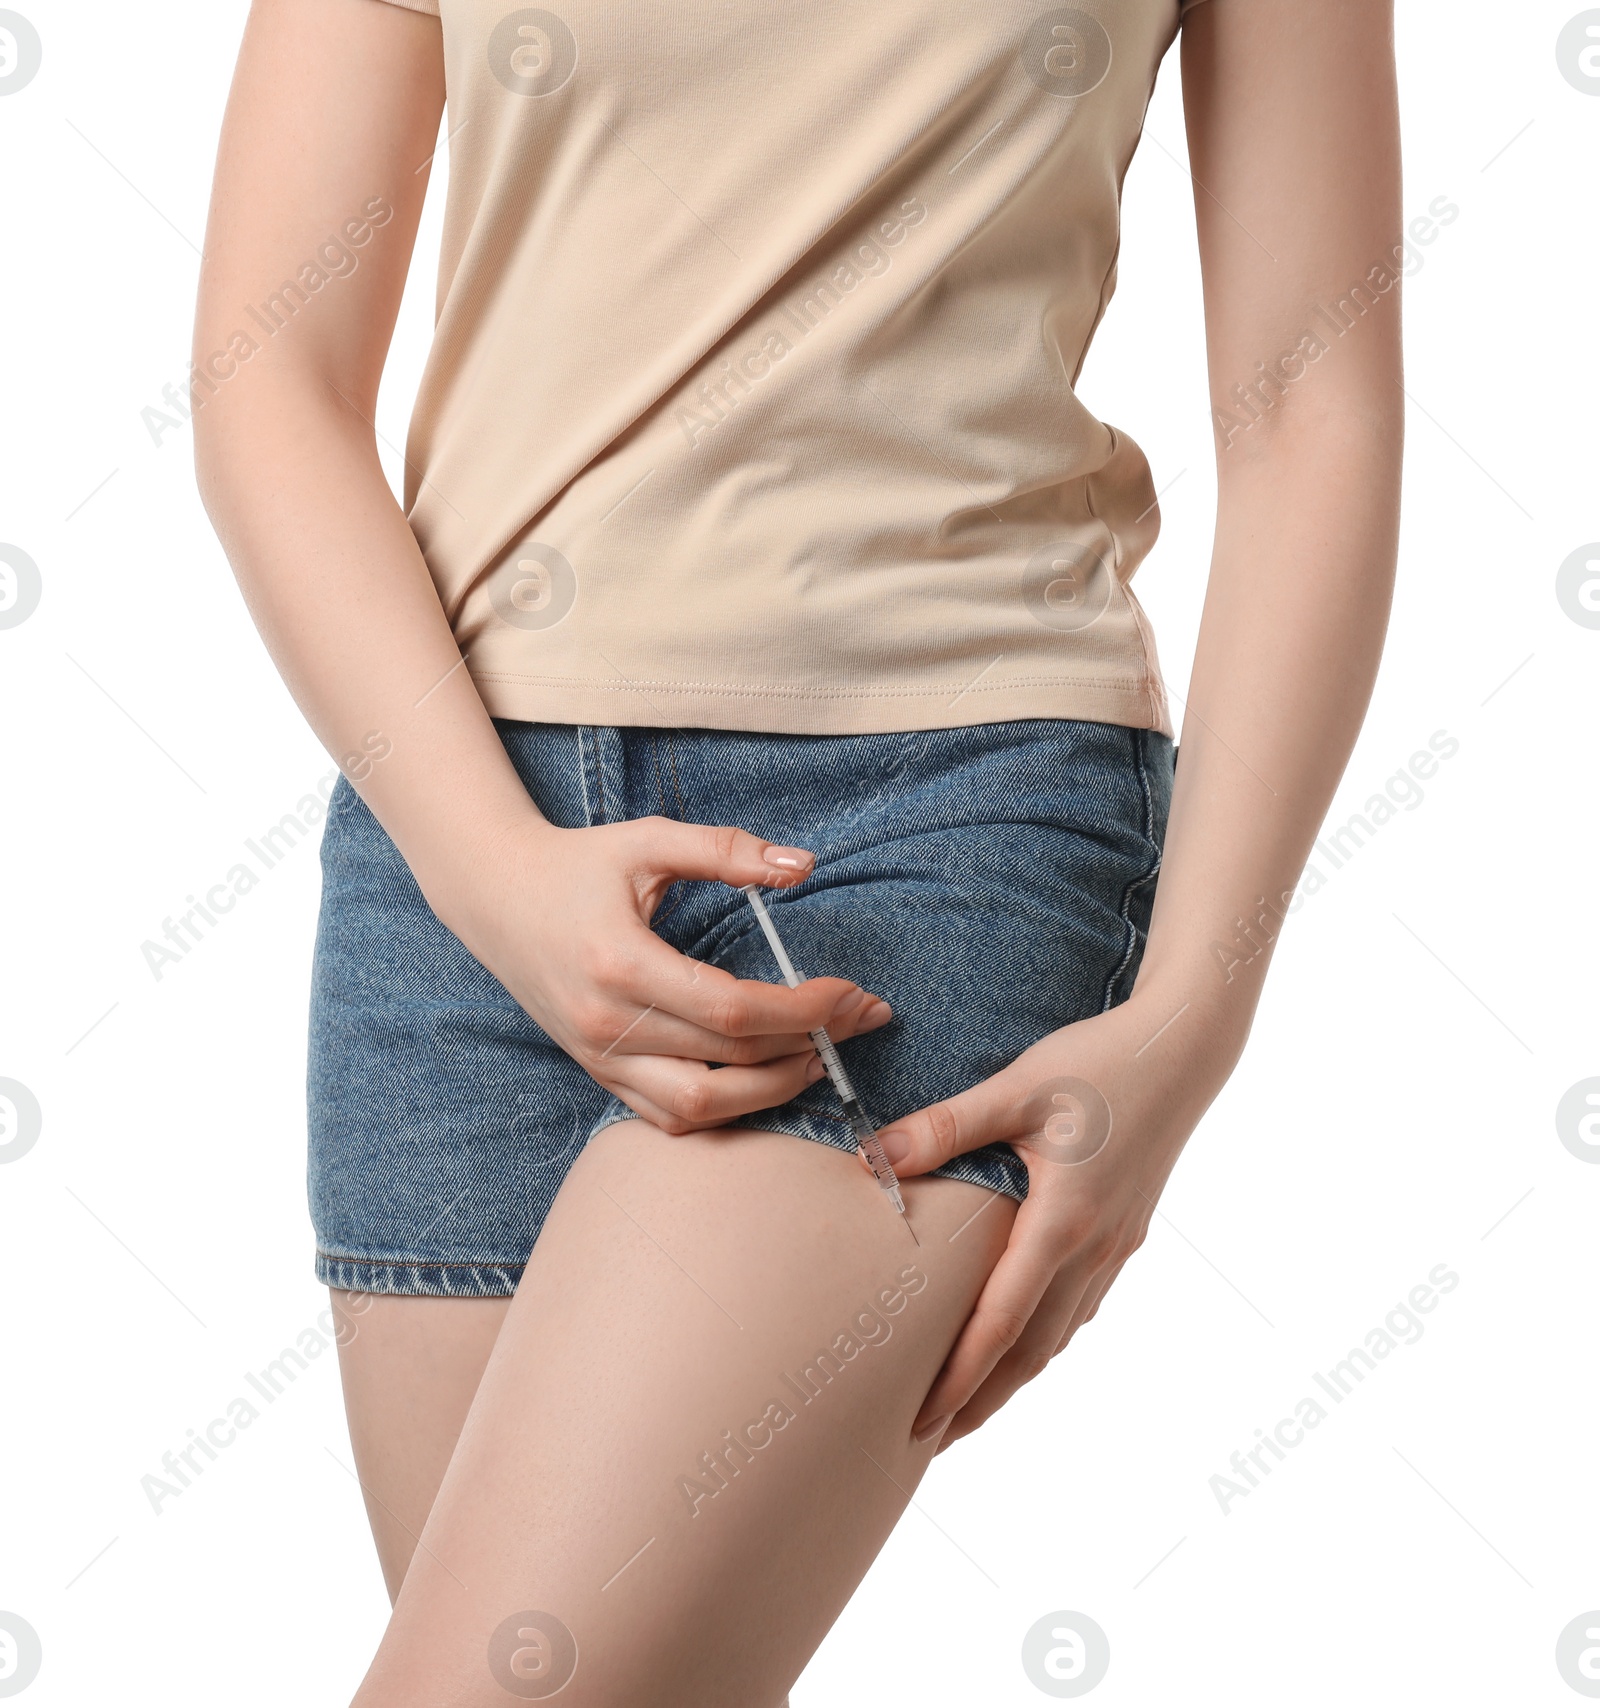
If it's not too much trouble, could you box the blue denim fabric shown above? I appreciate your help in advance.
[309,719,1173,1296]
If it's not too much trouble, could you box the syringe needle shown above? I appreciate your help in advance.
[742,885,911,1227]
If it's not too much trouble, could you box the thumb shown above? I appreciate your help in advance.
[875,1074,1016,1180]
[633,819,816,889]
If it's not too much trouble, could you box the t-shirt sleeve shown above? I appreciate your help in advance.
[368,0,440,14]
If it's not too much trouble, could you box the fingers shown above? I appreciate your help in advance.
[936,1269,1093,1450]
[631,999,890,1066]
[626,816,817,891]
[605,819,901,1040]
[876,1074,1011,1180]
[611,978,892,1065]
[556,922,887,1052]
[938,1252,1138,1451]
[1054,1254,1129,1352]
[909,1202,1058,1439]
[611,935,887,1038]
[608,1050,829,1136]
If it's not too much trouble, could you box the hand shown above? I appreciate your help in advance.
[877,994,1240,1450]
[429,814,893,1134]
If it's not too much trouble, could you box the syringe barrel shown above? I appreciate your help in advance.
[807,1027,860,1103]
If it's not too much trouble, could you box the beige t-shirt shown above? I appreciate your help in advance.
[372,0,1210,736]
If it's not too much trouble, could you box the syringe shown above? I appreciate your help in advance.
[741,884,910,1224]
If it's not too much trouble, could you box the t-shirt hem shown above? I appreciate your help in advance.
[469,670,1175,740]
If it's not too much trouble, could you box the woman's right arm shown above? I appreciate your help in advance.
[193,0,889,1132]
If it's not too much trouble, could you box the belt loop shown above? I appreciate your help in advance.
[585,726,631,826]
[576,726,607,827]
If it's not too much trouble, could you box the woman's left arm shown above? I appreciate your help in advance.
[889,0,1404,1448]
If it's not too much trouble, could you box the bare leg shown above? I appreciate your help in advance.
[350,1119,1016,1707]
[333,1290,511,1601]
[334,1299,795,1703]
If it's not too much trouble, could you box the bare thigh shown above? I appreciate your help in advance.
[333,1290,510,1601]
[350,1119,1017,1708]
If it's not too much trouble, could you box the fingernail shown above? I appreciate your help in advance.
[830,988,869,1022]
[762,845,811,871]
[806,1055,827,1083]
[913,1414,951,1443]
[864,999,893,1025]
[879,1128,910,1166]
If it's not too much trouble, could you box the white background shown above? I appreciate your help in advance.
[1,1,1596,1703]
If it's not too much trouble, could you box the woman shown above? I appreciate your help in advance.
[194,0,1401,1700]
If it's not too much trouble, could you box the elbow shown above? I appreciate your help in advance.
[187,351,356,526]
[185,337,242,445]
[1211,375,1404,474]
[1210,298,1405,471]
[187,342,245,520]
[192,419,241,539]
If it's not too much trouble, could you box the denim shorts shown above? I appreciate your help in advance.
[308,718,1173,1296]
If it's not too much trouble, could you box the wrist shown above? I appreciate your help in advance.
[408,801,559,936]
[1123,967,1256,1077]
